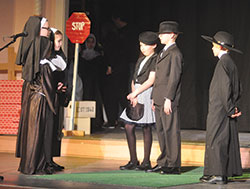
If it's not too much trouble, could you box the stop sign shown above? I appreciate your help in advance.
[66,12,91,44]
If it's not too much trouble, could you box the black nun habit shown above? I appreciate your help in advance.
[15,16,60,175]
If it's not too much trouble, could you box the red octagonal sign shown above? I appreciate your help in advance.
[66,12,91,44]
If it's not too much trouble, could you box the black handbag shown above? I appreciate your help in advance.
[126,102,144,121]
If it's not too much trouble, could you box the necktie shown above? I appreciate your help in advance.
[160,49,165,58]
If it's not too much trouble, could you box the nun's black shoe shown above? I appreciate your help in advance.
[120,161,139,170]
[51,161,64,171]
[160,167,181,174]
[135,161,152,171]
[201,175,228,184]
[44,164,55,175]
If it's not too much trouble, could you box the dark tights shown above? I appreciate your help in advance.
[124,123,152,164]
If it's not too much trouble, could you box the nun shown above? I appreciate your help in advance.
[15,16,65,175]
[78,34,105,132]
[49,28,69,171]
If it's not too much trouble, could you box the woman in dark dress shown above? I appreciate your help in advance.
[78,34,105,132]
[15,16,66,175]
[119,32,159,170]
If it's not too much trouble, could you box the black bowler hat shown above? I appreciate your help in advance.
[139,31,159,45]
[201,31,242,54]
[158,21,182,34]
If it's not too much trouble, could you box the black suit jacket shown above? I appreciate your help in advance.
[152,44,183,106]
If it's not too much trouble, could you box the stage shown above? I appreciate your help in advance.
[1,128,250,188]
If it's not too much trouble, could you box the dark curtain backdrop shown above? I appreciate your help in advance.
[73,0,250,131]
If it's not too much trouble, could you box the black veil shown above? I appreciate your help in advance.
[15,16,52,81]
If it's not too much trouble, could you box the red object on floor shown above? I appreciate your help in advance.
[0,80,23,135]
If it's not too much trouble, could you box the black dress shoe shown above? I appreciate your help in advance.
[135,161,152,171]
[160,167,181,174]
[146,165,163,173]
[120,161,139,170]
[0,176,4,181]
[201,175,228,184]
[199,175,210,182]
[51,161,64,171]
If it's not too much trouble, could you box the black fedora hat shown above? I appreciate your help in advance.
[201,31,242,54]
[158,21,182,34]
[139,31,159,45]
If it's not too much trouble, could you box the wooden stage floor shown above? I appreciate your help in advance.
[1,128,250,188]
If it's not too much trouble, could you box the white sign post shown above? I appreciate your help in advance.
[65,12,91,130]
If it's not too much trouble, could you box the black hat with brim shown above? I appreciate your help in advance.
[158,21,183,34]
[201,31,242,54]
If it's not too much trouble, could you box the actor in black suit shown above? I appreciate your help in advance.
[149,21,183,174]
[200,31,242,184]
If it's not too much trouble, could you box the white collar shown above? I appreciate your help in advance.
[40,55,67,72]
[163,42,176,51]
[218,50,228,59]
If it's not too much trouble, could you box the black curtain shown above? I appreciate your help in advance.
[74,0,250,131]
